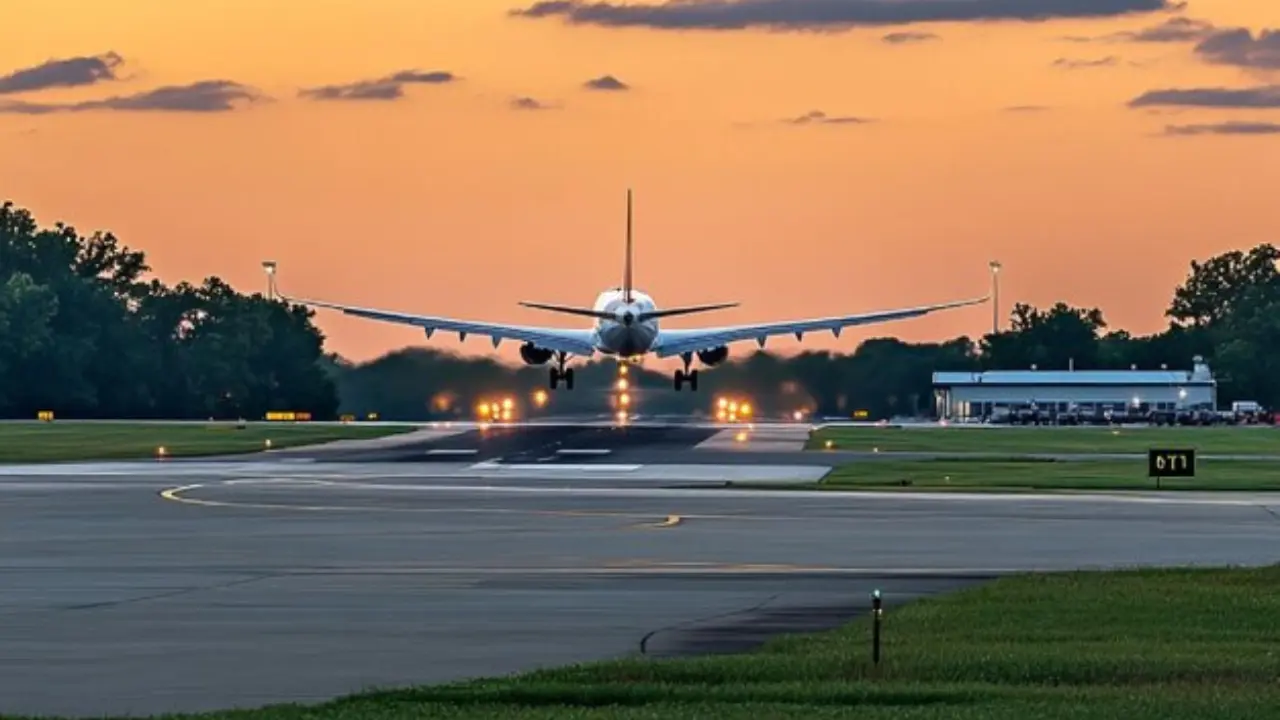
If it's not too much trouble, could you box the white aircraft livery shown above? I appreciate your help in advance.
[283,191,989,391]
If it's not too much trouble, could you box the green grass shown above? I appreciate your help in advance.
[16,566,1278,719]
[0,421,416,462]
[808,425,1280,455]
[817,458,1280,491]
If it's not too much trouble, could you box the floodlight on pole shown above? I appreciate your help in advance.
[262,261,278,300]
[988,260,1002,334]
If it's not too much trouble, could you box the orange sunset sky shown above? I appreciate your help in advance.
[2,0,1278,367]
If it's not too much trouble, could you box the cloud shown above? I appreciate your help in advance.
[299,70,457,101]
[785,110,873,125]
[1005,104,1050,112]
[1065,16,1217,42]
[511,96,557,110]
[882,31,938,44]
[0,52,124,95]
[510,0,1179,31]
[1194,28,1280,70]
[1128,85,1280,108]
[1053,56,1120,68]
[584,74,629,90]
[0,80,262,114]
[1163,121,1280,135]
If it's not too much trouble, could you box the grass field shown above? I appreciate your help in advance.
[0,421,415,462]
[55,566,1279,719]
[808,425,1280,455]
[815,457,1280,491]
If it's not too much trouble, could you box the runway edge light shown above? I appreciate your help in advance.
[871,589,883,666]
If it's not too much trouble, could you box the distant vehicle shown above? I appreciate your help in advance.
[284,190,987,392]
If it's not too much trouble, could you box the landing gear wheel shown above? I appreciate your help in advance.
[674,369,699,391]
[549,353,573,390]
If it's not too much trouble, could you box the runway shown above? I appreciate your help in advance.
[3,424,1280,717]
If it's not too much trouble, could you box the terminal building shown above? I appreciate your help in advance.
[932,356,1217,422]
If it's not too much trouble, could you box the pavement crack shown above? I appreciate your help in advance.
[58,573,279,612]
[638,592,784,655]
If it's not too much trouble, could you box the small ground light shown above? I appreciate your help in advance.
[264,439,272,448]
[824,439,834,449]
[735,431,747,442]
[156,446,167,458]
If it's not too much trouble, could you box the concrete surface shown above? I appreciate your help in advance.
[2,422,1279,717]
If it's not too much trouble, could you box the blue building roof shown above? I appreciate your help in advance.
[933,370,1214,387]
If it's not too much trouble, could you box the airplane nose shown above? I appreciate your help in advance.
[621,311,635,325]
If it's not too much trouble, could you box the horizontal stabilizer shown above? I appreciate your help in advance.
[638,302,738,321]
[519,301,614,321]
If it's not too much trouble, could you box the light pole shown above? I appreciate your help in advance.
[988,260,1001,334]
[262,261,277,300]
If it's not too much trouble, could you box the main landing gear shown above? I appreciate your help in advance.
[549,352,574,390]
[674,352,699,391]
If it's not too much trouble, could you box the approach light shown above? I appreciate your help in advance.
[735,431,747,442]
[793,410,804,421]
[490,402,501,416]
[502,398,514,410]
[617,378,629,391]
[718,398,729,409]
[501,410,512,421]
[616,410,628,423]
[618,364,629,376]
[533,389,549,407]
[716,410,728,421]
[740,403,752,416]
[477,404,491,417]
[619,393,631,406]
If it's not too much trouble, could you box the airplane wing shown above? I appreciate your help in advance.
[651,295,989,358]
[285,296,598,356]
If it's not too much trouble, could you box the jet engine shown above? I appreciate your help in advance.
[697,346,729,366]
[519,342,554,365]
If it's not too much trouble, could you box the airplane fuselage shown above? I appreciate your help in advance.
[591,288,659,357]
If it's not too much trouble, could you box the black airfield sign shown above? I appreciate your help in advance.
[1148,448,1196,478]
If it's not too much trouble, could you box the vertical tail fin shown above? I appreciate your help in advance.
[623,188,633,303]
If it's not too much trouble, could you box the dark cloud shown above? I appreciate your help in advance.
[510,0,1178,31]
[1053,56,1120,68]
[511,96,557,110]
[584,74,629,91]
[0,80,262,114]
[1065,16,1217,42]
[785,110,872,125]
[1163,121,1280,135]
[1129,85,1280,108]
[1194,28,1280,70]
[0,52,124,95]
[882,31,938,44]
[299,70,457,101]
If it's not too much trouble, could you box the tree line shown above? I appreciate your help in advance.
[4,199,1277,420]
[1,201,336,419]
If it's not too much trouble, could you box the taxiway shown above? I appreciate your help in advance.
[2,423,1278,717]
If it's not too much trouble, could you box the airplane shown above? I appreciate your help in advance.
[280,190,989,391]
